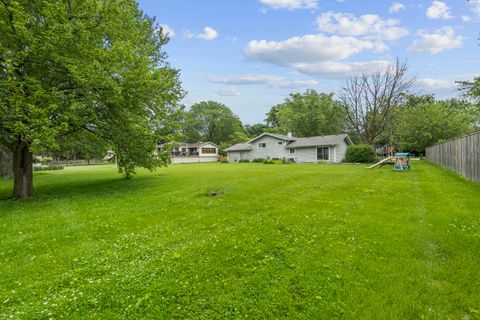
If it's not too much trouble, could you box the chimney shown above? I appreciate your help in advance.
[287,131,292,138]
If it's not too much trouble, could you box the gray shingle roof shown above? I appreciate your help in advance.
[247,132,296,143]
[266,133,296,141]
[225,143,252,152]
[286,134,350,148]
[158,141,219,148]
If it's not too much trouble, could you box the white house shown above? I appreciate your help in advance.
[225,133,353,163]
[158,141,219,164]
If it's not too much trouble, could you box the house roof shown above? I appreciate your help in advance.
[225,143,252,152]
[286,134,352,148]
[158,141,219,148]
[247,132,296,144]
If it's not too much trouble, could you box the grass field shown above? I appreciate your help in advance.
[1,161,479,319]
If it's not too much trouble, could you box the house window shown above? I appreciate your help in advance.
[289,148,295,154]
[317,147,329,160]
[258,143,267,148]
[277,141,283,146]
[201,147,216,154]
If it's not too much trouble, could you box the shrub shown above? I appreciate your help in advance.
[345,144,376,163]
[282,157,295,164]
[219,160,229,163]
[33,165,64,172]
[41,156,53,165]
[238,159,250,163]
[252,158,265,163]
[263,159,274,164]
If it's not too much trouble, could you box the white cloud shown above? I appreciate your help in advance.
[246,34,376,64]
[244,34,391,77]
[389,2,406,13]
[469,0,480,16]
[316,12,409,41]
[259,0,317,10]
[196,26,218,40]
[408,27,463,54]
[426,1,452,19]
[291,60,391,77]
[186,26,219,41]
[158,24,175,38]
[271,79,318,89]
[208,74,318,89]
[417,78,457,90]
[213,88,241,96]
[209,74,284,85]
[461,15,471,22]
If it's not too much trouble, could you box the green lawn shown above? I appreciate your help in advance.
[1,162,479,319]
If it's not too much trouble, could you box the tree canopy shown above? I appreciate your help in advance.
[266,90,345,137]
[243,123,268,138]
[0,0,184,198]
[339,60,414,144]
[393,95,477,152]
[182,101,243,145]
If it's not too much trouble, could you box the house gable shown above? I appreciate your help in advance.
[247,133,295,144]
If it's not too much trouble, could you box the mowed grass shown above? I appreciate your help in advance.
[0,162,480,319]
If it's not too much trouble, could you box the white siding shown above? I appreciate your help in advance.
[292,147,317,163]
[171,156,218,164]
[198,143,219,157]
[227,151,241,163]
[335,140,349,163]
[247,135,290,160]
[226,136,350,164]
[292,145,345,163]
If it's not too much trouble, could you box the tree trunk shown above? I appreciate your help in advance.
[12,141,34,199]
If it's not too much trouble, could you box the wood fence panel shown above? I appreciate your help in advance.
[426,130,480,184]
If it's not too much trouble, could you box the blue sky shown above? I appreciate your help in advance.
[137,0,480,124]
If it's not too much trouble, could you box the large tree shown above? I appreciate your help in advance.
[243,123,268,138]
[267,90,345,137]
[461,77,480,112]
[54,130,109,164]
[394,95,477,152]
[0,0,183,198]
[339,60,414,144]
[182,101,242,145]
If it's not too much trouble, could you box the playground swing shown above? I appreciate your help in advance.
[367,152,411,171]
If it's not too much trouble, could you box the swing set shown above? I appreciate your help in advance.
[367,152,411,171]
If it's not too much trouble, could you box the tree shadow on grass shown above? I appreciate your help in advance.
[0,173,169,203]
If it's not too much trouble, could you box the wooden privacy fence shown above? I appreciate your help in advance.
[426,130,480,184]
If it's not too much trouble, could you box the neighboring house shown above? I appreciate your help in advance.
[158,141,219,164]
[225,133,353,163]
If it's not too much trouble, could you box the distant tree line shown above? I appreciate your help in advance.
[179,62,479,155]
[36,60,480,162]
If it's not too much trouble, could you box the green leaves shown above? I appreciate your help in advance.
[393,96,476,152]
[182,101,242,145]
[0,0,184,185]
[268,90,346,137]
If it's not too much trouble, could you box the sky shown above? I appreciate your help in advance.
[137,0,480,124]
